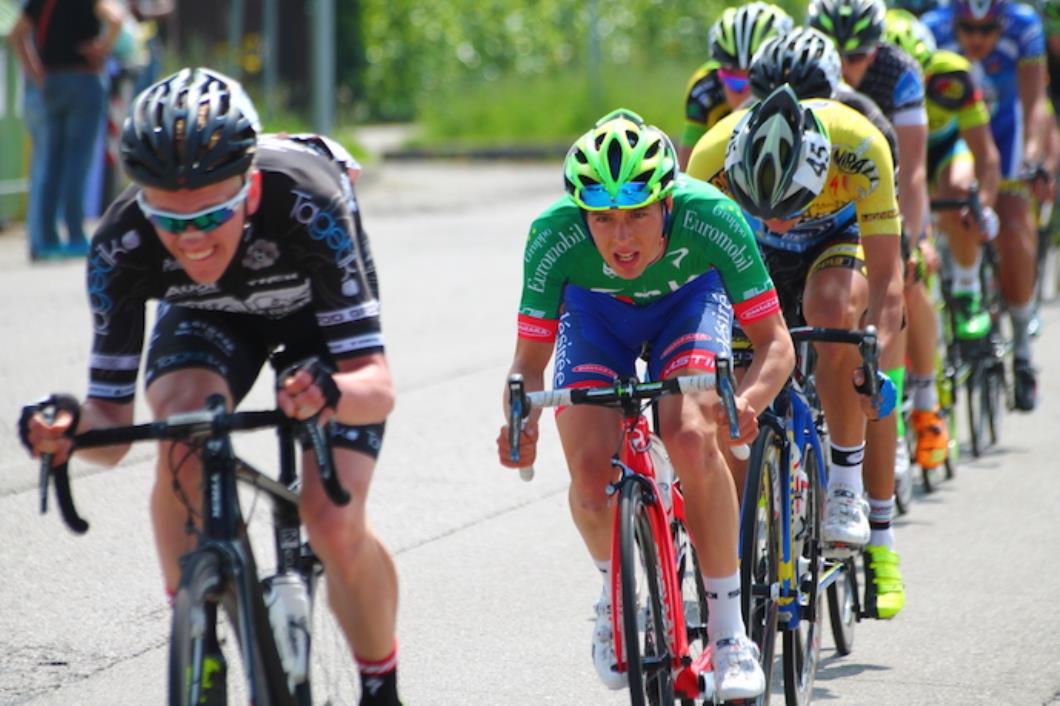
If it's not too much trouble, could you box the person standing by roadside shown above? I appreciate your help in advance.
[9,0,123,260]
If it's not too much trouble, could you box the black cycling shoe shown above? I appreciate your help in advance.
[1013,357,1038,412]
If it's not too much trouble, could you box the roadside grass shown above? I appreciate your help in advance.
[411,60,701,150]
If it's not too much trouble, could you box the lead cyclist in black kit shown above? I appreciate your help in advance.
[17,68,404,706]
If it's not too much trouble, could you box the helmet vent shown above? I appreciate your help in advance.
[607,139,624,181]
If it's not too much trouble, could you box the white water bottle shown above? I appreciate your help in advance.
[264,572,310,688]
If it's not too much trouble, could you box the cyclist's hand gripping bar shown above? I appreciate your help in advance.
[715,357,750,461]
[506,375,534,482]
[32,396,89,535]
[277,359,349,506]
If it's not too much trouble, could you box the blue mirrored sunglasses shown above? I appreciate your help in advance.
[137,180,251,233]
[579,182,653,209]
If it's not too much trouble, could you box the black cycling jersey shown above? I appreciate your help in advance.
[857,42,927,128]
[86,134,382,403]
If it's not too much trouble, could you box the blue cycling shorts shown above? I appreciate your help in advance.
[552,270,733,392]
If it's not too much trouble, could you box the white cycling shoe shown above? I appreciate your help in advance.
[592,595,628,690]
[713,634,766,701]
[822,486,870,556]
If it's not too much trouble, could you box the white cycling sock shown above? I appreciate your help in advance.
[1009,301,1034,361]
[704,572,744,643]
[907,373,937,412]
[829,443,865,495]
[868,495,895,549]
[951,255,982,296]
[595,558,611,598]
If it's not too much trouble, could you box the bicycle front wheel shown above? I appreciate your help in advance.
[739,426,781,704]
[169,549,232,706]
[618,479,675,706]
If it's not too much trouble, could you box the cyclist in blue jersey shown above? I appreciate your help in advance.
[923,0,1053,410]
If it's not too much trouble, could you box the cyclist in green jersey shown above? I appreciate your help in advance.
[677,2,793,169]
[497,109,794,701]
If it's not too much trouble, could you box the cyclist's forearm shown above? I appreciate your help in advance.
[863,237,905,369]
[965,124,1001,208]
[74,398,134,466]
[333,360,395,426]
[896,125,930,237]
[1019,63,1049,163]
[738,341,794,416]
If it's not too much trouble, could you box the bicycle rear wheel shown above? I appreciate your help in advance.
[826,556,857,656]
[739,427,781,705]
[618,479,676,706]
[782,443,824,706]
[984,361,1004,448]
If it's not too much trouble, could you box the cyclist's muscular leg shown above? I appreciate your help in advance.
[936,157,981,268]
[996,191,1038,307]
[657,384,739,577]
[801,267,869,447]
[556,405,624,562]
[300,448,398,661]
[146,367,234,592]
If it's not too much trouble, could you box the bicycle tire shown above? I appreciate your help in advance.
[966,366,986,458]
[826,556,857,656]
[984,362,1004,448]
[671,518,708,706]
[739,426,781,705]
[296,558,359,706]
[782,443,824,706]
[618,479,676,706]
[169,549,230,706]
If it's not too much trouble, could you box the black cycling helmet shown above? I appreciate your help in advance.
[886,0,941,16]
[750,26,843,100]
[808,0,888,55]
[120,67,260,190]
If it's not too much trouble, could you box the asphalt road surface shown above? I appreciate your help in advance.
[1,161,1058,705]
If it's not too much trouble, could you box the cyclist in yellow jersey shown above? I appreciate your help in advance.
[677,2,792,169]
[688,86,907,619]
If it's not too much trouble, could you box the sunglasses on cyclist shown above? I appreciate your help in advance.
[579,182,653,209]
[956,21,1002,35]
[137,180,251,233]
[841,49,874,63]
[718,67,750,93]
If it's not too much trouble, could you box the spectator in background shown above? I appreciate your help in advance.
[9,0,123,260]
[129,0,173,94]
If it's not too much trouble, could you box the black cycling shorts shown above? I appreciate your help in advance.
[144,303,384,459]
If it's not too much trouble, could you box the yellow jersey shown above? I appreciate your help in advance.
[687,98,900,241]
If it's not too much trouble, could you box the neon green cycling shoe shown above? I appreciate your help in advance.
[863,544,905,620]
[952,293,991,341]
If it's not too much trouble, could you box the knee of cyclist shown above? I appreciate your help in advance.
[304,512,371,567]
[147,384,230,420]
[662,424,720,470]
[803,300,857,332]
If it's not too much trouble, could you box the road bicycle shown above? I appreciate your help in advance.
[33,373,357,705]
[931,185,1009,458]
[507,361,748,706]
[737,326,880,706]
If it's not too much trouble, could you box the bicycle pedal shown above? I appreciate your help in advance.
[822,542,859,560]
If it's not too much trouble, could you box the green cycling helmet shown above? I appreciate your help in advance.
[809,0,888,55]
[884,8,937,66]
[564,109,678,211]
[724,85,832,220]
[709,2,795,69]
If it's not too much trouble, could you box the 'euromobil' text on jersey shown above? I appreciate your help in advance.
[680,208,755,272]
[525,222,589,294]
